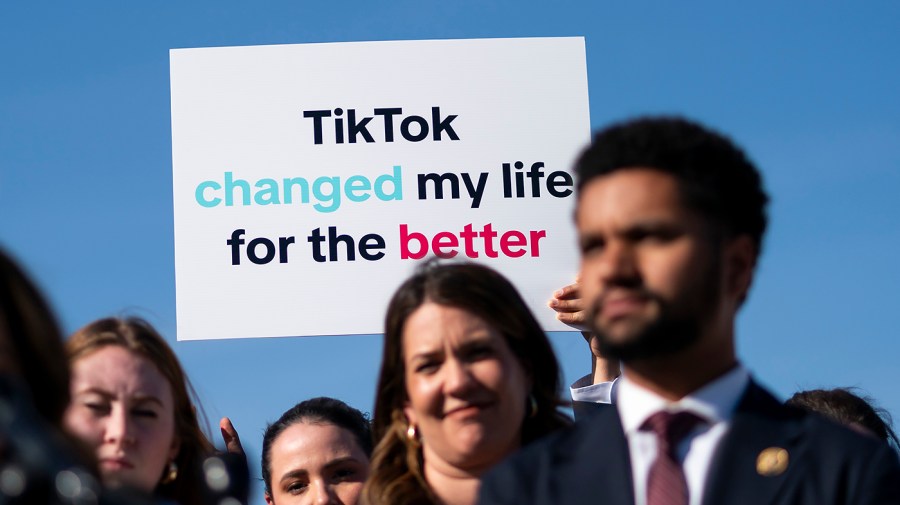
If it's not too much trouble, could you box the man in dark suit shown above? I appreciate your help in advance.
[480,117,900,504]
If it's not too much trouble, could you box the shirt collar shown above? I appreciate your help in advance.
[617,364,750,435]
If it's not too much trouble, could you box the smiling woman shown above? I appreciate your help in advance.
[364,262,570,505]
[261,397,372,505]
[63,317,215,504]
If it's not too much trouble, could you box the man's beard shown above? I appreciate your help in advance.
[586,257,721,362]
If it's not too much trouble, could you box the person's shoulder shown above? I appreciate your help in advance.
[800,408,900,499]
[523,403,619,459]
[493,413,596,473]
[744,382,896,461]
[748,386,900,500]
[718,382,900,502]
[480,406,625,504]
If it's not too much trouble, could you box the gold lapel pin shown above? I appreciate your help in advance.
[756,447,789,476]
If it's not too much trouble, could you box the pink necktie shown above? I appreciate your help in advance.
[640,411,705,505]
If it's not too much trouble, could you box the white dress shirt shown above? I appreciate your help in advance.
[570,374,619,404]
[616,365,750,505]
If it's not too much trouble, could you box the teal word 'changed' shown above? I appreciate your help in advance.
[194,165,403,213]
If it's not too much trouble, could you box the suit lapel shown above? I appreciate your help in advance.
[702,381,804,505]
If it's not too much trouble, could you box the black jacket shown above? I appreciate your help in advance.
[480,381,900,505]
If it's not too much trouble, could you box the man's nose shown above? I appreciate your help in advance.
[596,241,639,285]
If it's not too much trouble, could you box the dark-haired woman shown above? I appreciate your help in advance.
[262,397,372,505]
[364,262,570,505]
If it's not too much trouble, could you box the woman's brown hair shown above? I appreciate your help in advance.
[67,317,214,505]
[363,262,570,505]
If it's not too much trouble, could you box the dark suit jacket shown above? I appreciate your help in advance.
[480,381,900,505]
[572,399,607,420]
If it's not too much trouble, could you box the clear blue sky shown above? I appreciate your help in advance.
[2,2,899,503]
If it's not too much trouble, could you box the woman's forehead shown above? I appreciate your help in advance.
[71,346,173,402]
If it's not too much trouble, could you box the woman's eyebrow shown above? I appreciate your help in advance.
[408,348,441,362]
[74,387,114,398]
[131,394,164,407]
[279,469,308,484]
[74,388,164,407]
[323,456,364,470]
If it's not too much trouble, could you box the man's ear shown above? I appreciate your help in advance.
[725,235,757,305]
[265,491,275,505]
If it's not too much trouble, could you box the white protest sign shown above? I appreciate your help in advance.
[171,37,590,340]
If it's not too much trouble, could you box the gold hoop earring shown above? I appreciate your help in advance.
[527,394,538,418]
[160,461,178,484]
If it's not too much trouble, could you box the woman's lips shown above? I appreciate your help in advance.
[99,458,135,471]
[444,402,490,419]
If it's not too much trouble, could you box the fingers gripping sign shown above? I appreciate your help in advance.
[548,279,588,330]
[549,278,620,385]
